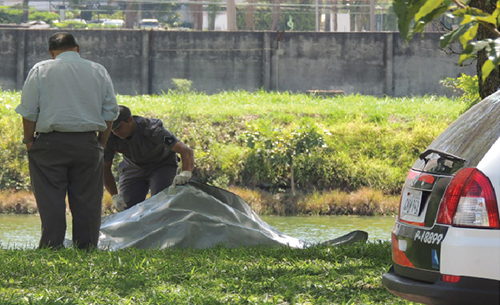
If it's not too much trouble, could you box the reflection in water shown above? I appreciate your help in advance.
[0,214,72,249]
[261,215,395,243]
[0,214,395,249]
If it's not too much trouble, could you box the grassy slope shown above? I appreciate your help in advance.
[0,91,465,215]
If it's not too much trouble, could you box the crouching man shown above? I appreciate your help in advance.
[104,105,194,211]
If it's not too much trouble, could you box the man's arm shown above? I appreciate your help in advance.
[171,141,194,172]
[104,160,128,212]
[98,121,113,148]
[103,160,118,196]
[22,118,36,151]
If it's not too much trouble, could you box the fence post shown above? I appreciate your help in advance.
[141,30,150,94]
[16,30,26,91]
[263,32,271,91]
[385,33,394,96]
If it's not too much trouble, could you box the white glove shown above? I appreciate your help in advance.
[112,194,127,212]
[172,171,192,187]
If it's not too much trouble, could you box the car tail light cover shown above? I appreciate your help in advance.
[417,174,435,185]
[391,232,415,268]
[442,274,461,283]
[437,168,500,229]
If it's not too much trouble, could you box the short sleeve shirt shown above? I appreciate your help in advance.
[15,51,118,133]
[104,116,179,168]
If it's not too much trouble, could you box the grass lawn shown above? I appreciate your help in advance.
[0,242,416,304]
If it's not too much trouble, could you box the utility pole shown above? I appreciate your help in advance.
[370,0,375,31]
[315,0,319,31]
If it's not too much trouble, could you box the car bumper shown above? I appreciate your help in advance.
[382,266,500,305]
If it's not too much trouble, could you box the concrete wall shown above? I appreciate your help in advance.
[0,29,474,96]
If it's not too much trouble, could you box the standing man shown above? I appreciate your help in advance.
[104,105,195,211]
[16,32,119,250]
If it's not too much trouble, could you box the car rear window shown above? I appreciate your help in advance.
[415,91,500,171]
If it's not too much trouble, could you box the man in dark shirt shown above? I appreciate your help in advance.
[104,105,194,211]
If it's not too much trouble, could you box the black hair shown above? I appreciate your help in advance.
[48,32,78,51]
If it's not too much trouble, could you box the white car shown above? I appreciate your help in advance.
[140,18,162,29]
[382,92,500,305]
[102,19,124,28]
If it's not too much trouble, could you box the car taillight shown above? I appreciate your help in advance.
[442,275,461,283]
[437,168,500,228]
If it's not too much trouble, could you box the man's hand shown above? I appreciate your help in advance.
[173,171,192,187]
[25,141,34,151]
[112,194,127,212]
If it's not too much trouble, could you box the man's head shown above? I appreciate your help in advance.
[111,105,135,139]
[48,32,79,58]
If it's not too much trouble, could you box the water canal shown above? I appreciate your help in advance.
[0,214,395,249]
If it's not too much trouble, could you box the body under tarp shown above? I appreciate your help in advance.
[98,181,368,250]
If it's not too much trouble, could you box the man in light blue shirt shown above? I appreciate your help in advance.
[15,32,119,250]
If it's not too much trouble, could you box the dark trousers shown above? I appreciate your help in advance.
[118,161,177,208]
[28,132,104,249]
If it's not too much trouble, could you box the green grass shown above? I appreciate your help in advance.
[0,90,466,123]
[0,241,416,304]
[0,90,466,215]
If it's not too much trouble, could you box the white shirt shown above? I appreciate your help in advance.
[15,51,119,133]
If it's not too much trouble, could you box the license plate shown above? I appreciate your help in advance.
[401,189,422,216]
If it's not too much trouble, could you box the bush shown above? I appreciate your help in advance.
[0,6,22,24]
[29,11,59,23]
[236,6,315,31]
[170,78,193,94]
[52,20,88,29]
[441,73,481,112]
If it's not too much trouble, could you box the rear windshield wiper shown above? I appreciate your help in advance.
[419,149,466,162]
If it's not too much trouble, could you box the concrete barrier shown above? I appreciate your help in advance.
[0,29,473,96]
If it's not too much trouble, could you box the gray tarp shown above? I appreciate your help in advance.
[98,181,367,250]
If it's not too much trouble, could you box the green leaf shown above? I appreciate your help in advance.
[413,5,450,34]
[459,52,476,65]
[453,7,489,18]
[475,15,497,25]
[481,60,496,82]
[459,22,478,49]
[493,1,500,23]
[440,22,477,48]
[458,40,493,65]
[459,44,477,65]
[415,0,446,22]
[394,0,429,41]
[487,38,500,67]
[480,39,500,82]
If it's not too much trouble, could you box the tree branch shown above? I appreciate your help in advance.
[452,0,466,9]
[478,20,500,38]
[452,0,500,37]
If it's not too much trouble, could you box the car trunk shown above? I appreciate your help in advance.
[393,92,500,280]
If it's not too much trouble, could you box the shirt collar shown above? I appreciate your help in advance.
[55,51,81,60]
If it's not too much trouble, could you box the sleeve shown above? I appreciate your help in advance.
[150,122,180,149]
[15,67,40,122]
[100,68,119,122]
[104,146,116,163]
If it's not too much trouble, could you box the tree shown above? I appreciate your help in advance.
[245,0,256,30]
[190,0,203,30]
[227,0,237,30]
[124,1,138,29]
[22,0,28,23]
[469,0,500,99]
[394,0,500,99]
[244,123,327,194]
[271,0,280,30]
